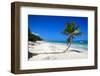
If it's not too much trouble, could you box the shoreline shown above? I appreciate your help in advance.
[28,41,88,60]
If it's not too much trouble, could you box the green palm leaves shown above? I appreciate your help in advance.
[62,22,83,52]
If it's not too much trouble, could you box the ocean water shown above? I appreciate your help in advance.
[48,40,88,51]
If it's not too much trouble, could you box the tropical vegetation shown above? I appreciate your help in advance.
[28,28,42,42]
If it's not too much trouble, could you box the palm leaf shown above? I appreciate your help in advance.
[74,32,83,36]
[74,25,80,31]
[65,22,75,33]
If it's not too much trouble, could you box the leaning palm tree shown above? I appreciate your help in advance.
[62,22,83,52]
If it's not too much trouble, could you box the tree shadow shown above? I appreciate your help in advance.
[69,50,82,53]
[28,52,38,59]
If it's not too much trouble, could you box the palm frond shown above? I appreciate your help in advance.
[61,29,69,35]
[74,25,80,30]
[74,32,83,36]
[65,22,75,33]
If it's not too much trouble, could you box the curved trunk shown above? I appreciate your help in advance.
[63,36,72,53]
[63,42,71,53]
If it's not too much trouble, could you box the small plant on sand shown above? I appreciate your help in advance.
[62,22,83,52]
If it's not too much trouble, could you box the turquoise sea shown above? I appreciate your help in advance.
[48,40,88,51]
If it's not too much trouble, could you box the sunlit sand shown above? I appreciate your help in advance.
[29,41,88,61]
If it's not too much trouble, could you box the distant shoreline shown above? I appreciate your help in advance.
[43,40,88,50]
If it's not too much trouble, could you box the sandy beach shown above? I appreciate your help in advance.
[28,41,88,61]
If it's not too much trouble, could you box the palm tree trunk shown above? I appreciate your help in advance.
[63,37,73,53]
[63,42,71,53]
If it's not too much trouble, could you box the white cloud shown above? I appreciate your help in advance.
[32,32,39,36]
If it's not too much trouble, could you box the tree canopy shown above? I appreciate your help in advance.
[28,28,42,42]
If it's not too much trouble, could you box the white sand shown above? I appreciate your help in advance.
[29,41,88,61]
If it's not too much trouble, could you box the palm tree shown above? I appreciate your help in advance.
[62,22,83,52]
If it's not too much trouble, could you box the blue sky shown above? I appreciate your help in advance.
[28,15,88,42]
